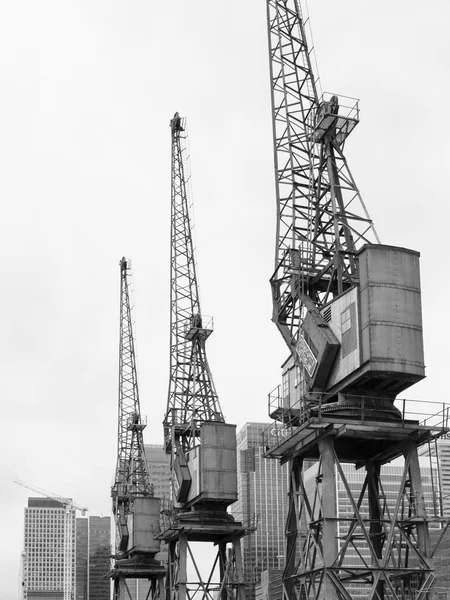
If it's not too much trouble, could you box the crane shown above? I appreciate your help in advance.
[161,113,246,600]
[110,258,164,600]
[263,2,445,598]
[14,478,87,600]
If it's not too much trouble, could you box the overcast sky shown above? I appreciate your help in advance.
[2,0,450,597]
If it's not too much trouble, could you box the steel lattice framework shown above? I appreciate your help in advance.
[161,114,247,600]
[267,0,379,354]
[112,258,152,547]
[264,2,445,599]
[164,113,224,455]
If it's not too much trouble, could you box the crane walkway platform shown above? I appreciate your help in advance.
[263,412,447,465]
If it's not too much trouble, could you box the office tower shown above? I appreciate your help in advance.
[23,497,75,600]
[89,516,111,600]
[75,516,111,600]
[75,519,88,600]
[231,422,289,600]
[144,444,171,500]
[419,435,450,516]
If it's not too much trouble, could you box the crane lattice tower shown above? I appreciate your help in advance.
[110,258,165,600]
[161,113,249,600]
[263,2,448,599]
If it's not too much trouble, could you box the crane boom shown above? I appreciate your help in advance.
[161,114,246,600]
[109,259,164,600]
[111,258,154,552]
[14,478,87,514]
[268,0,379,361]
[164,113,224,459]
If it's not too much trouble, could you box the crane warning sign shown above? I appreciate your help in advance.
[297,335,317,378]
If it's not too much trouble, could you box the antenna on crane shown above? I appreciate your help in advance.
[14,478,87,600]
[161,113,248,600]
[109,258,164,600]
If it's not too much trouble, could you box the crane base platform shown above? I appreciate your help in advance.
[108,558,166,580]
[159,511,248,544]
[263,411,446,466]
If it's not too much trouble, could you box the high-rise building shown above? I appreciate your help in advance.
[22,497,75,600]
[418,435,450,516]
[75,518,88,600]
[144,444,171,501]
[231,422,289,600]
[89,516,111,600]
[75,516,111,600]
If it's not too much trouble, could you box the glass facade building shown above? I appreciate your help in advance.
[75,518,88,600]
[419,435,450,517]
[75,516,111,600]
[230,422,289,600]
[23,497,75,600]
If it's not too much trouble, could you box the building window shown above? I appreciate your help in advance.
[341,307,351,333]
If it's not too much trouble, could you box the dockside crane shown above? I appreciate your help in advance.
[263,2,447,598]
[14,478,87,600]
[110,258,165,600]
[161,113,247,600]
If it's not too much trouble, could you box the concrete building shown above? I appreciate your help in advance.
[75,516,110,600]
[230,422,289,600]
[22,497,75,600]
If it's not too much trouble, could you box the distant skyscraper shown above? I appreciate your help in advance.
[231,422,289,600]
[76,516,111,600]
[144,444,171,500]
[75,518,88,600]
[22,497,75,600]
[89,517,111,600]
[419,435,450,516]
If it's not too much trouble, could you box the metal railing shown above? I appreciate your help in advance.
[264,389,450,452]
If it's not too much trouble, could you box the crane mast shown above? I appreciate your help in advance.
[164,112,224,462]
[110,258,164,600]
[113,257,152,540]
[264,2,446,599]
[161,114,247,600]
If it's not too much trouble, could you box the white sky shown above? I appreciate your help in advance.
[2,0,450,597]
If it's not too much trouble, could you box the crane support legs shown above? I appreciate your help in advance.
[281,431,442,600]
[163,521,246,600]
[112,574,165,600]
